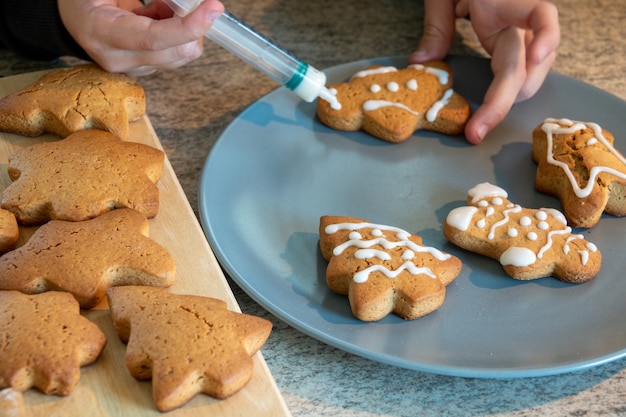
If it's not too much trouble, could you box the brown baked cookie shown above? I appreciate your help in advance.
[532,118,626,228]
[107,286,272,412]
[1,129,164,225]
[319,215,462,321]
[0,387,24,417]
[0,208,176,309]
[316,61,471,143]
[0,291,106,396]
[443,183,601,283]
[0,64,145,139]
[0,208,18,253]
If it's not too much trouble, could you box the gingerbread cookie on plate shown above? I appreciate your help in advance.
[317,61,471,143]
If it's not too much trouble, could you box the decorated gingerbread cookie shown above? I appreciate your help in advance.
[443,183,601,283]
[532,118,626,228]
[319,215,462,321]
[316,61,471,143]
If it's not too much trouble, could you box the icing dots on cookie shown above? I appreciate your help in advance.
[444,183,601,283]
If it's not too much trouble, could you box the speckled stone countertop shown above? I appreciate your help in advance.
[2,1,626,416]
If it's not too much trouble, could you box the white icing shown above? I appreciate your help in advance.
[486,207,495,216]
[355,249,391,260]
[508,228,518,238]
[541,118,626,198]
[488,205,522,239]
[578,250,589,266]
[446,206,478,231]
[349,231,362,240]
[538,221,549,230]
[500,247,537,267]
[426,88,453,122]
[492,197,504,205]
[363,100,419,115]
[406,79,418,90]
[326,221,451,283]
[370,84,381,93]
[353,66,398,78]
[476,218,486,228]
[353,262,436,283]
[519,216,532,227]
[408,64,449,84]
[527,232,538,241]
[387,82,399,92]
[535,211,548,221]
[468,183,508,204]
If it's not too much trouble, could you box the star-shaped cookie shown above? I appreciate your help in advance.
[0,64,145,139]
[107,286,273,412]
[0,208,176,309]
[1,129,164,225]
[319,215,462,321]
[0,291,106,396]
[532,118,626,228]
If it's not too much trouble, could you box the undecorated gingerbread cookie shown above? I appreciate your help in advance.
[0,291,106,396]
[317,61,471,143]
[107,286,272,412]
[443,183,601,283]
[532,118,626,228]
[0,208,176,309]
[319,215,462,321]
[0,208,18,254]
[0,64,145,139]
[1,129,164,225]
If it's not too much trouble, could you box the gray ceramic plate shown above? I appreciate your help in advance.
[198,56,626,378]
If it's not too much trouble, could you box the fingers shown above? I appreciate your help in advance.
[409,0,456,63]
[465,27,526,144]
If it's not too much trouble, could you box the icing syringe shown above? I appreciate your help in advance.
[163,0,339,106]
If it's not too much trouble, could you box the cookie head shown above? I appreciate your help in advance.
[317,61,471,143]
[444,182,602,283]
[320,215,462,321]
[532,118,626,228]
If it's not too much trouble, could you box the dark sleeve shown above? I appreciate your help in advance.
[0,0,90,61]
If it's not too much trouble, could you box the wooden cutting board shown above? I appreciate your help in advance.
[0,71,291,417]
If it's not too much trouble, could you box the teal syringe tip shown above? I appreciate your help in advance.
[163,0,340,106]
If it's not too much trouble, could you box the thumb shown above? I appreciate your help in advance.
[410,0,457,63]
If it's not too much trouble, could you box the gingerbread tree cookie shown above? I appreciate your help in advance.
[0,208,176,309]
[0,64,145,139]
[316,61,471,143]
[1,129,164,225]
[532,118,626,228]
[0,291,106,396]
[319,215,462,321]
[444,183,601,283]
[107,286,272,412]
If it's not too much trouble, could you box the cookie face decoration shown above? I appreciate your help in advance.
[319,215,462,321]
[0,208,176,309]
[107,286,272,412]
[0,64,145,139]
[532,118,626,228]
[316,61,471,143]
[443,183,601,283]
[1,129,164,225]
[0,291,106,396]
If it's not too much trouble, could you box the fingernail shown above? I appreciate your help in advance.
[475,124,488,142]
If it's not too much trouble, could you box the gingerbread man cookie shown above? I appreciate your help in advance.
[532,118,626,228]
[0,64,145,139]
[319,215,462,321]
[1,129,164,225]
[443,183,601,283]
[0,208,176,309]
[316,61,471,143]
